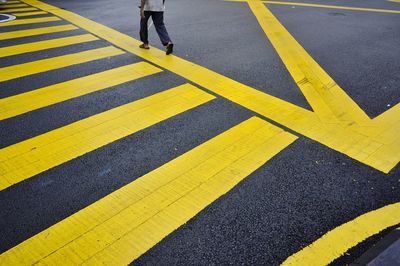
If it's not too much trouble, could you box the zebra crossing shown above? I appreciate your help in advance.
[0,1,297,264]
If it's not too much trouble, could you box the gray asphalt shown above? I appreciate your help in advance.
[0,0,399,264]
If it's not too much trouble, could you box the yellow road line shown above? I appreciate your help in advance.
[0,16,60,27]
[0,24,77,40]
[12,11,47,16]
[0,117,296,265]
[389,0,400,3]
[246,0,370,125]
[0,7,36,12]
[21,0,400,173]
[282,202,400,265]
[0,84,215,191]
[0,34,98,58]
[0,62,162,120]
[226,0,400,14]
[0,3,27,8]
[0,46,124,82]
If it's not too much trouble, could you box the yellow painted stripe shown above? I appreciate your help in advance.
[226,0,400,14]
[0,7,36,12]
[0,16,60,27]
[0,117,296,265]
[0,34,98,58]
[0,3,27,7]
[0,62,162,120]
[0,84,215,191]
[389,0,400,3]
[21,0,399,173]
[12,11,47,16]
[282,202,400,265]
[0,24,77,40]
[0,46,124,82]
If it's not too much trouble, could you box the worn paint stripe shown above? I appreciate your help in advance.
[282,202,400,265]
[0,16,60,27]
[0,84,215,191]
[0,3,27,8]
[0,117,296,265]
[0,46,125,82]
[12,11,47,16]
[0,24,77,40]
[0,34,98,58]
[20,0,399,173]
[0,62,162,120]
[0,0,22,3]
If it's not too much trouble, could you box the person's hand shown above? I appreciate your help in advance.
[140,9,145,18]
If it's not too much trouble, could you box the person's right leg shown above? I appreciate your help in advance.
[151,12,173,54]
[139,11,151,48]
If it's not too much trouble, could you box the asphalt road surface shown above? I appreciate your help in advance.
[0,0,399,265]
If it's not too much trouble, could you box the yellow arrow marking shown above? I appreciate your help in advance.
[282,202,400,265]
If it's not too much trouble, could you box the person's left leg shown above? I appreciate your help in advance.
[152,12,173,54]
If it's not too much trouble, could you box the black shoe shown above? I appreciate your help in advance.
[166,43,173,55]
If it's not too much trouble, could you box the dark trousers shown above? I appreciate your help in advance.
[140,11,171,46]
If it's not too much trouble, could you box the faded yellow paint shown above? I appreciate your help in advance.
[20,0,399,173]
[0,62,162,120]
[0,7,36,12]
[282,202,400,265]
[0,24,78,40]
[0,84,215,191]
[0,46,125,82]
[0,34,98,58]
[0,16,60,27]
[0,3,27,8]
[0,0,22,3]
[0,117,296,265]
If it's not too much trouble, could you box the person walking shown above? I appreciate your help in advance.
[139,0,173,55]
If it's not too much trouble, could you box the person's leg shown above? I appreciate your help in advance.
[139,11,151,48]
[152,12,172,46]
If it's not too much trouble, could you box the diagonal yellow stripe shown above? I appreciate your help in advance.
[0,84,215,191]
[0,46,125,82]
[0,7,36,12]
[226,0,400,14]
[282,202,400,265]
[0,24,77,40]
[0,3,27,8]
[0,117,296,265]
[0,62,162,120]
[0,16,60,26]
[246,0,370,125]
[12,11,47,16]
[0,34,99,58]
